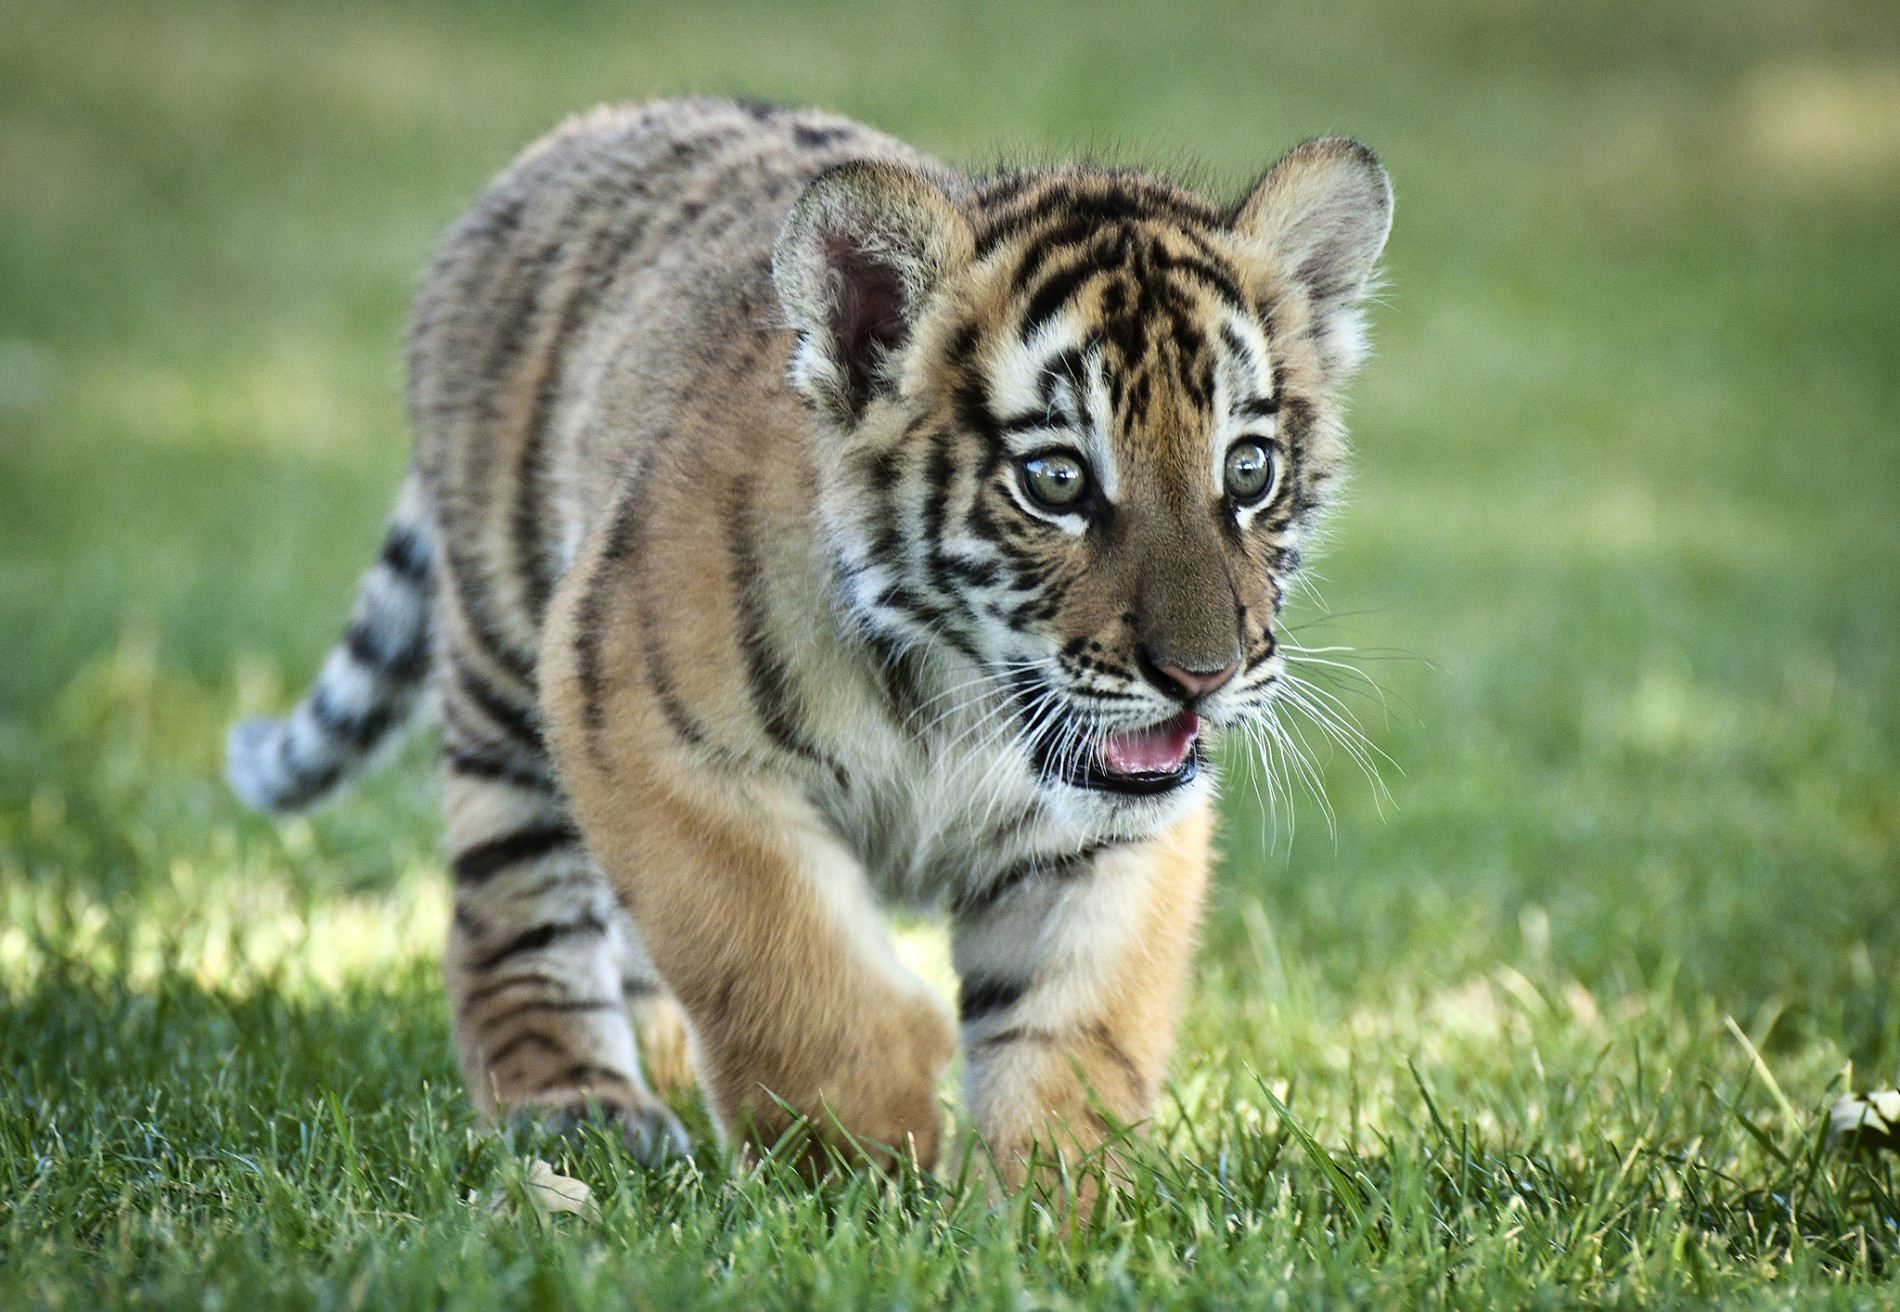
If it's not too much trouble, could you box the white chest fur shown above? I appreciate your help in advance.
[807,681,1082,908]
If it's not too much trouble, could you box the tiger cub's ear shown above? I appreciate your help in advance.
[774,161,972,424]
[1231,138,1393,381]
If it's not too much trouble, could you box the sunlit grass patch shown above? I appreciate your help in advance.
[1733,59,1900,193]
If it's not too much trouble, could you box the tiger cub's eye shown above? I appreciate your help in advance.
[1021,452,1089,510]
[1224,440,1277,505]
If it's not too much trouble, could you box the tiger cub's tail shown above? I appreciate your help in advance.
[227,475,436,813]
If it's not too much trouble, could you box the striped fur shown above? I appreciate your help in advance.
[229,99,1391,1194]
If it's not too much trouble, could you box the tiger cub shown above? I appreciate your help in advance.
[228,98,1391,1186]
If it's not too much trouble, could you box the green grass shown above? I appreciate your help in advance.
[4,0,1899,1305]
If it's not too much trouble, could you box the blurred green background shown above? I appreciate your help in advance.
[3,0,1899,1304]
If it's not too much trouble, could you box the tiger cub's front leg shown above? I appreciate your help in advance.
[556,755,957,1171]
[953,806,1212,1204]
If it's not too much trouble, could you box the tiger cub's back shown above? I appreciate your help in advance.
[405,98,938,691]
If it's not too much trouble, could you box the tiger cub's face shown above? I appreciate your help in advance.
[775,143,1391,827]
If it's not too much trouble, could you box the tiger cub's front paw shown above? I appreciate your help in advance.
[725,992,954,1173]
[822,994,956,1168]
[513,1087,691,1167]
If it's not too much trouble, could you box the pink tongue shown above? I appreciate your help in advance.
[1100,713,1199,776]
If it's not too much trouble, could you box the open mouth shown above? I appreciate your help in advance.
[1033,711,1202,796]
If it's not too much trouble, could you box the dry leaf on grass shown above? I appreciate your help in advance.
[470,1158,600,1223]
[1829,1091,1900,1153]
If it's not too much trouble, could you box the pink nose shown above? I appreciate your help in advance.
[1152,658,1239,701]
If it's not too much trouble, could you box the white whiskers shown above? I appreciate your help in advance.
[1222,631,1408,856]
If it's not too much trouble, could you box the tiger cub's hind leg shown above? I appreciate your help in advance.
[440,718,688,1163]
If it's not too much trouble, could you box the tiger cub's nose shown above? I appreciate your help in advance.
[1140,652,1240,702]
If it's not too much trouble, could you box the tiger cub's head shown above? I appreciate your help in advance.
[774,141,1391,827]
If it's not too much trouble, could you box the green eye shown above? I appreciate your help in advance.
[1021,452,1090,510]
[1225,440,1277,505]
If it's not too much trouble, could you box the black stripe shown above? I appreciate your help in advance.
[1244,629,1278,674]
[954,379,1009,452]
[1220,322,1277,406]
[461,969,565,1009]
[480,995,620,1034]
[452,822,580,886]
[917,429,957,601]
[1149,245,1249,314]
[505,866,596,906]
[859,440,905,494]
[537,1062,636,1095]
[466,190,526,246]
[1087,1019,1144,1096]
[725,479,822,763]
[975,805,1041,856]
[380,523,433,584]
[442,744,554,791]
[972,1024,1057,1051]
[642,610,722,752]
[954,842,1112,917]
[957,975,1029,1023]
[577,462,656,753]
[471,212,563,402]
[993,409,1060,436]
[865,629,928,732]
[486,1029,567,1068]
[975,180,1219,258]
[793,123,849,149]
[344,616,430,682]
[873,583,983,662]
[1019,255,1099,338]
[512,414,556,623]
[1005,224,1085,297]
[272,727,341,800]
[441,548,538,686]
[971,168,1037,204]
[473,913,607,974]
[307,682,396,751]
[449,652,542,751]
[1279,394,1314,457]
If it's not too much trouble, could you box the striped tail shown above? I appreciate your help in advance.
[227,476,437,813]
